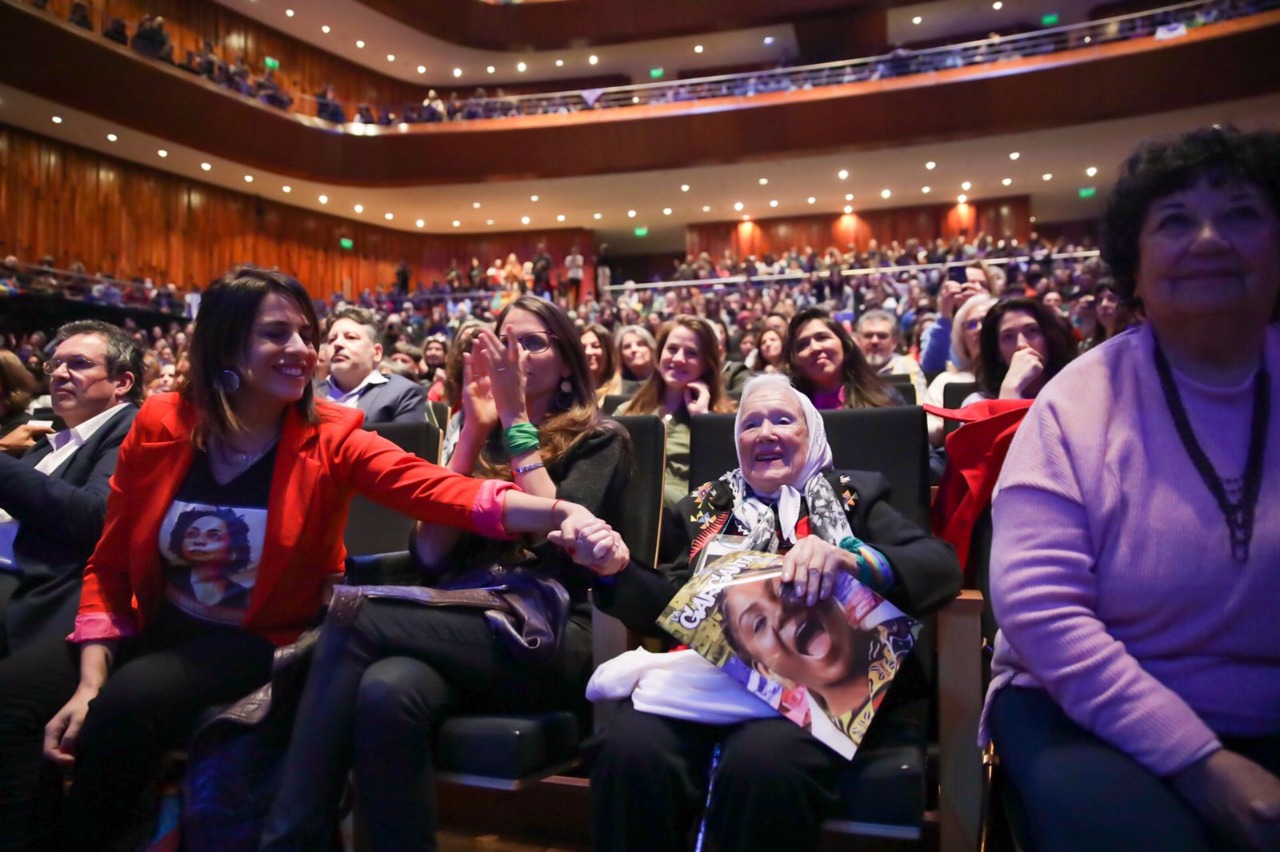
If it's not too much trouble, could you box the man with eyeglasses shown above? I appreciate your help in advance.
[321,306,426,425]
[0,320,141,658]
[855,309,927,404]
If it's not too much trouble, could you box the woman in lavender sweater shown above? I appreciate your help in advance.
[983,127,1280,851]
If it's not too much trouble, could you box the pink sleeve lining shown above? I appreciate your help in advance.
[67,612,136,643]
[471,479,517,540]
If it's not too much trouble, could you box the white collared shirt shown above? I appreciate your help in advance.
[323,370,388,408]
[0,402,129,569]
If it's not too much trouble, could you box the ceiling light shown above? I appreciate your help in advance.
[556,214,566,222]
[1042,173,1053,181]
[958,194,968,203]
[588,55,599,65]
[354,203,363,213]
[993,1,1003,8]
[843,205,853,214]
[472,202,481,209]
[838,169,849,180]
[845,193,854,201]
[961,181,972,191]
[593,212,602,220]
[318,195,328,204]
[282,185,291,193]
[880,189,892,199]
[662,208,673,215]
[758,178,768,186]
[1086,166,1098,177]
[763,36,775,45]
[521,216,531,225]
[384,213,394,221]
[106,133,117,141]
[912,16,923,24]
[733,202,744,211]
[530,194,539,202]
[386,54,395,62]
[1009,151,1020,160]
[1002,178,1012,186]
[244,175,254,183]
[742,215,751,221]
[487,219,495,225]
[516,62,527,73]
[157,149,168,158]
[487,66,496,74]
[321,25,330,33]
[1030,216,1037,223]
[807,197,817,205]
[416,219,424,228]
[922,186,931,194]
[417,65,426,74]
[555,59,564,67]
[453,68,462,77]
[769,200,779,208]
[925,161,936,170]
[702,205,711,213]
[627,210,637,218]
[452,220,461,227]
[694,45,704,54]
[51,116,63,124]
[200,162,212,171]
[285,8,294,17]
[680,184,690,192]
[355,40,365,49]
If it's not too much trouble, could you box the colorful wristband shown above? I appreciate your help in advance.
[504,421,541,455]
[838,535,895,592]
[513,461,545,475]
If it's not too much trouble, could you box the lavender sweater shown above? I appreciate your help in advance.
[981,323,1280,777]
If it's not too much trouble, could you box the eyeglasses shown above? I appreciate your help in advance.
[963,319,983,332]
[43,356,105,375]
[504,332,556,354]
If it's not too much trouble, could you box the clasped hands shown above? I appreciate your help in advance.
[547,508,629,577]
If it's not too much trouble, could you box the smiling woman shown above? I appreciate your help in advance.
[786,308,898,410]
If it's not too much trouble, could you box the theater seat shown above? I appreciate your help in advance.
[343,421,442,557]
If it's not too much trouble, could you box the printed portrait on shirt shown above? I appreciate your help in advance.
[160,501,268,626]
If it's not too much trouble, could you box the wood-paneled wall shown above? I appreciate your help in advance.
[0,125,595,296]
[684,198,1031,261]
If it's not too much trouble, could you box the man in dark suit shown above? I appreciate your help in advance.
[0,320,141,658]
[321,306,426,424]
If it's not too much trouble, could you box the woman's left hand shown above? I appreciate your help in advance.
[477,328,529,428]
[548,514,630,576]
[781,537,855,607]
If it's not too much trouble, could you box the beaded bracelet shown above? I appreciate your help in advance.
[504,421,541,455]
[838,535,895,592]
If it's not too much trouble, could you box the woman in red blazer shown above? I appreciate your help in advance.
[0,266,627,851]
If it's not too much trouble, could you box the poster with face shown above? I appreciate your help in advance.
[660,550,918,759]
[159,501,269,627]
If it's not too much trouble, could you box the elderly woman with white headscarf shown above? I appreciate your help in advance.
[589,373,960,851]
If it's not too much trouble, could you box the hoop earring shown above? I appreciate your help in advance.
[555,378,574,411]
[217,370,241,394]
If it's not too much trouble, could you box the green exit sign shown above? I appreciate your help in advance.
[339,238,355,250]
[633,227,649,237]
[1041,13,1060,25]
[264,56,280,71]
[1078,187,1097,198]
[649,67,665,80]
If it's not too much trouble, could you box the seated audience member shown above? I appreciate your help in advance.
[616,316,734,511]
[421,89,446,122]
[591,374,961,850]
[129,15,170,61]
[745,327,788,375]
[315,84,347,123]
[321,306,427,424]
[259,297,630,849]
[0,349,36,439]
[919,262,996,377]
[0,323,141,659]
[984,126,1280,851]
[856,309,928,403]
[965,297,1074,405]
[68,1,92,30]
[420,334,448,401]
[787,308,901,410]
[1081,279,1136,352]
[922,295,995,446]
[255,70,294,110]
[616,324,657,392]
[102,16,128,45]
[581,323,622,401]
[0,268,613,851]
[386,343,421,381]
[711,319,752,394]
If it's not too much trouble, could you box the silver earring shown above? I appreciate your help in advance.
[560,379,573,395]
[218,370,241,393]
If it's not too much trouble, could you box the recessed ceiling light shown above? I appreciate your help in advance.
[319,194,328,204]
[521,216,531,225]
[838,169,849,180]
[843,205,853,214]
[384,212,394,221]
[355,40,365,49]
[157,149,168,158]
[993,1,1003,8]
[1030,216,1037,223]
[958,194,968,203]
[961,181,972,191]
[694,45,704,54]
[588,55,599,65]
[452,220,461,227]
[555,59,564,67]
[285,8,294,17]
[1086,166,1098,177]
[354,203,363,213]
[807,197,816,204]
[627,210,637,218]
[845,193,854,202]
[282,185,291,193]
[593,212,602,220]
[1042,173,1053,181]
[742,215,751,221]
[387,54,395,62]
[925,161,937,170]
[486,218,495,225]
[662,208,673,215]
[1009,152,1020,160]
[530,194,539,202]
[680,184,690,192]
[321,25,330,33]
[912,16,923,24]
[244,175,254,183]
[881,189,892,199]
[763,36,775,45]
[922,186,931,194]
[487,65,496,74]
[556,214,566,222]
[106,133,117,141]
[733,202,744,211]
[417,65,426,74]
[416,219,425,228]
[769,200,779,208]
[1002,178,1013,186]
[453,68,462,77]
[51,116,63,124]
[516,62,527,73]
[758,178,768,186]
[472,202,481,209]
[200,162,212,171]
[702,205,711,213]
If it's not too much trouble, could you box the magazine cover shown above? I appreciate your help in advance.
[659,548,919,759]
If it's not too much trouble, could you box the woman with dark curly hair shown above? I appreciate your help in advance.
[785,308,899,410]
[968,297,1074,403]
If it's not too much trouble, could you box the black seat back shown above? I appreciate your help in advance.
[608,415,666,571]
[601,393,632,414]
[885,373,918,405]
[343,421,443,557]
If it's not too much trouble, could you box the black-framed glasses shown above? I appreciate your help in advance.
[505,332,556,354]
[43,356,105,375]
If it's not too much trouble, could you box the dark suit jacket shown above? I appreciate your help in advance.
[354,374,427,425]
[0,404,137,654]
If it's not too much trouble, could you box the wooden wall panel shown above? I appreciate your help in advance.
[0,125,595,297]
[685,197,1031,261]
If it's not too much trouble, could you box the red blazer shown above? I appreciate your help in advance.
[75,394,505,646]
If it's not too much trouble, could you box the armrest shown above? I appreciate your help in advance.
[937,590,985,852]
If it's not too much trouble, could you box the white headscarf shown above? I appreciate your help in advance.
[728,374,841,545]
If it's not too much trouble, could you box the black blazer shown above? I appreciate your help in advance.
[354,374,427,425]
[0,404,137,653]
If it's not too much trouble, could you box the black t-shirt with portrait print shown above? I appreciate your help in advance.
[159,447,277,627]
